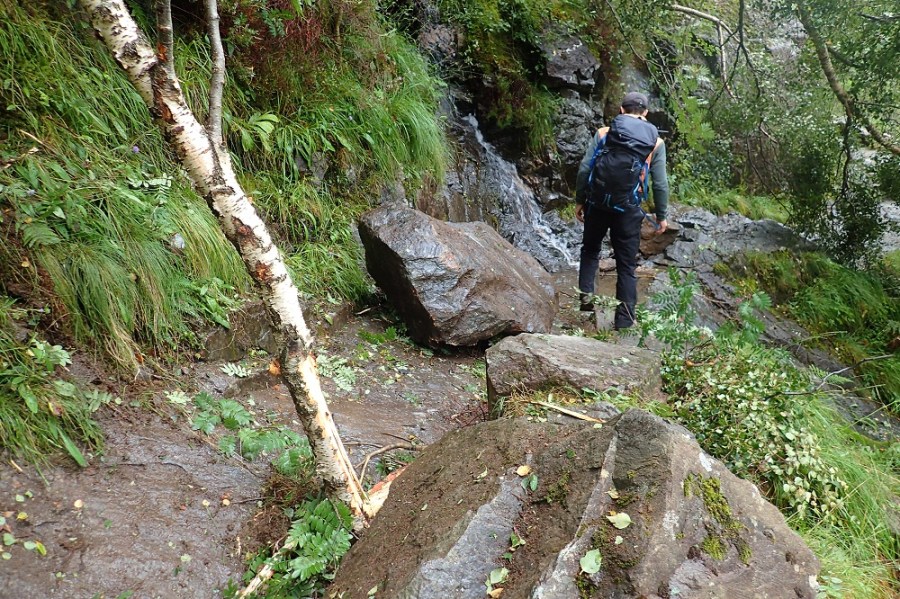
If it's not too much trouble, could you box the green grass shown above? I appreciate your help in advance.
[0,297,104,466]
[672,186,790,222]
[730,250,900,412]
[209,4,448,190]
[791,401,899,599]
[1,1,450,371]
[0,3,249,369]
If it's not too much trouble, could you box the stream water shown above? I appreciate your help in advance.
[454,114,580,272]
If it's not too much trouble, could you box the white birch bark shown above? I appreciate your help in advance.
[78,0,374,526]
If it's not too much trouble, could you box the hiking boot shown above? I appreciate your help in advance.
[613,319,634,331]
[614,303,637,329]
[579,293,594,312]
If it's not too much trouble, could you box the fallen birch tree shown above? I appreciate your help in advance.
[78,0,379,528]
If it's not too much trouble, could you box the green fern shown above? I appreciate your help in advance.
[236,498,353,597]
[19,222,61,247]
[283,499,352,579]
[316,353,357,392]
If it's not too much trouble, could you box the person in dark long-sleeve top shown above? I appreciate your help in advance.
[574,91,670,330]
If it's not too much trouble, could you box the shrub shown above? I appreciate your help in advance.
[637,271,898,596]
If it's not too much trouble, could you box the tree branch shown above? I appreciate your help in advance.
[205,0,226,145]
[669,3,741,100]
[859,12,900,24]
[840,114,854,200]
[670,3,734,36]
[797,2,900,156]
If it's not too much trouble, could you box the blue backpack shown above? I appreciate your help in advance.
[587,115,662,213]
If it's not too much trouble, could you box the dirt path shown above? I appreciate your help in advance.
[0,266,653,598]
[0,407,262,598]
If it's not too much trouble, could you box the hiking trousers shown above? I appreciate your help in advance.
[578,202,644,329]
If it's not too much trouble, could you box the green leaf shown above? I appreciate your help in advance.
[191,411,220,435]
[486,567,509,589]
[240,129,255,153]
[52,380,78,398]
[219,435,237,457]
[58,429,88,467]
[165,390,190,406]
[579,548,602,574]
[3,533,16,546]
[606,512,632,529]
[18,385,39,413]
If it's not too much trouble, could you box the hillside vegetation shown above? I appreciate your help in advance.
[1,0,898,597]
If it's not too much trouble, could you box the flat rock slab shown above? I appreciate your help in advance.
[330,411,819,599]
[359,206,558,346]
[485,333,662,415]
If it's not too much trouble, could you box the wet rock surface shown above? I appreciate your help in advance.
[485,333,661,416]
[438,111,580,271]
[359,205,559,346]
[540,32,601,92]
[331,411,820,599]
[553,92,604,188]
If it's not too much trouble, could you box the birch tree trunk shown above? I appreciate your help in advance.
[78,0,374,526]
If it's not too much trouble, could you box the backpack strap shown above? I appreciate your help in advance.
[646,137,663,165]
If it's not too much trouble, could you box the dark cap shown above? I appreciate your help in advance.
[621,91,649,110]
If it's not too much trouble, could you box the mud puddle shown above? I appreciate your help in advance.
[0,407,262,598]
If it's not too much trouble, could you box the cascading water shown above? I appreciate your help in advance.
[444,114,580,272]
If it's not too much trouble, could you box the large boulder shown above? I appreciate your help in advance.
[540,32,601,92]
[330,411,820,598]
[359,206,559,346]
[485,333,662,417]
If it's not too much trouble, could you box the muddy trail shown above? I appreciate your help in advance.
[0,268,648,599]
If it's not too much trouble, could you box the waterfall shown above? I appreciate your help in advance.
[447,114,579,272]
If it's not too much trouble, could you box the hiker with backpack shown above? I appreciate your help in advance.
[574,91,670,330]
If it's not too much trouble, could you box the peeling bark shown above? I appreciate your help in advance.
[79,0,372,527]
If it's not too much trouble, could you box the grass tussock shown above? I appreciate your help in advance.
[730,250,900,412]
[0,3,248,369]
[0,298,104,466]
